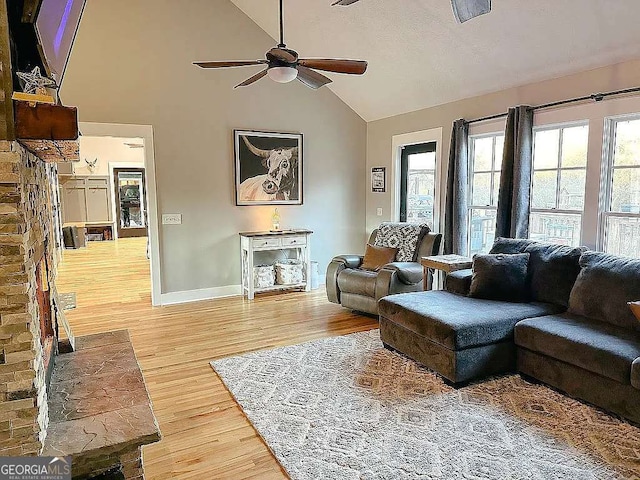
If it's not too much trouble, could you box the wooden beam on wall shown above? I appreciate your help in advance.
[0,0,14,141]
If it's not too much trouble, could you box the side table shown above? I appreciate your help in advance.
[421,254,473,290]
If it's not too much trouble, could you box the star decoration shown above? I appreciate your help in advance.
[16,67,56,95]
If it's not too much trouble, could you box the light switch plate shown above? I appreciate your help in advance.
[376,208,383,216]
[162,214,182,225]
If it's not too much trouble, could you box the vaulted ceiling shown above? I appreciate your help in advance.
[229,0,640,121]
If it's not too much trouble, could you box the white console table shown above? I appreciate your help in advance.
[240,229,313,300]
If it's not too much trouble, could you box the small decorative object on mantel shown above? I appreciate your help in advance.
[234,130,303,206]
[16,66,56,95]
[372,167,386,193]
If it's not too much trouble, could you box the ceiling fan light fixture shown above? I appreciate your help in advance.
[267,66,298,83]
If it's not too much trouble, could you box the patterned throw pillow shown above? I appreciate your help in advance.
[373,222,430,262]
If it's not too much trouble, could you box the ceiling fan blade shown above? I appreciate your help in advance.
[451,0,491,23]
[297,59,367,75]
[296,66,332,90]
[332,0,361,5]
[234,69,268,88]
[267,47,298,63]
[194,60,267,69]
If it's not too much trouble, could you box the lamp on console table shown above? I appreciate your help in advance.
[271,208,281,231]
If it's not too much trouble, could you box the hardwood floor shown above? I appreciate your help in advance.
[56,238,378,479]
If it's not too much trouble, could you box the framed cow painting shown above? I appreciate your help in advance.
[234,130,303,206]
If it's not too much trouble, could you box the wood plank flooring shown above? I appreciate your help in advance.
[56,238,378,479]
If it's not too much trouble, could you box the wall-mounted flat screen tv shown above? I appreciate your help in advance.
[35,0,87,84]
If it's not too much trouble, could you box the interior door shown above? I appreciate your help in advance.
[114,168,148,238]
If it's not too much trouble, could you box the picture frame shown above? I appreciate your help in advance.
[234,130,303,206]
[371,167,386,193]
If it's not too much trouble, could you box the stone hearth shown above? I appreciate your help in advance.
[43,330,160,479]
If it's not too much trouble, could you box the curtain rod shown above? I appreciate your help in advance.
[466,85,640,125]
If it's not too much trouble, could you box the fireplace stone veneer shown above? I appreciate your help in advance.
[0,140,60,454]
[0,141,160,477]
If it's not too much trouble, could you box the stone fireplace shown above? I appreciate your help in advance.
[0,3,160,473]
[0,140,61,454]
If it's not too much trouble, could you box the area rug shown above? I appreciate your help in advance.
[211,329,640,479]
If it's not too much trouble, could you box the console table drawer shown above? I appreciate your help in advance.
[254,237,282,248]
[282,236,306,247]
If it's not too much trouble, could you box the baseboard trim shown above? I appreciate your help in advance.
[160,285,242,306]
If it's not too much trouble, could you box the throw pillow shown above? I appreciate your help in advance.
[524,243,585,307]
[490,237,536,254]
[361,244,398,271]
[470,253,530,302]
[629,302,640,322]
[569,252,640,332]
[373,222,430,262]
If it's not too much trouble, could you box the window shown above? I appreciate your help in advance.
[468,134,504,255]
[400,142,437,228]
[529,124,589,247]
[602,116,640,257]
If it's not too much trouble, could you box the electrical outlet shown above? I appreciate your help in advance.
[162,214,182,225]
[376,208,383,216]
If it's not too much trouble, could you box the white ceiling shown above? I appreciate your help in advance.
[229,0,640,121]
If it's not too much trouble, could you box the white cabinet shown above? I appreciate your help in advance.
[240,230,312,300]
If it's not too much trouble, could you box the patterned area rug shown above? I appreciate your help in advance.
[211,330,640,479]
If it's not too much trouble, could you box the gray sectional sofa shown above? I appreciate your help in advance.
[378,238,640,424]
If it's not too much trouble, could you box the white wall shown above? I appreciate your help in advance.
[61,0,367,296]
[76,136,145,176]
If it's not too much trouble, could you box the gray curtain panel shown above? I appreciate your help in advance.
[495,106,534,239]
[444,119,469,255]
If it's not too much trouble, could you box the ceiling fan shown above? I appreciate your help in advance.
[333,0,492,24]
[194,0,368,89]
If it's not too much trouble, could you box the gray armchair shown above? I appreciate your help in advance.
[326,229,442,315]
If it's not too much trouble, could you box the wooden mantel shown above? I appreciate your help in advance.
[17,138,79,163]
[14,97,80,163]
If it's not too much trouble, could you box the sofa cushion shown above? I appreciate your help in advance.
[378,291,562,350]
[361,244,398,271]
[569,252,640,331]
[445,269,472,296]
[524,243,584,307]
[490,237,535,254]
[374,222,430,262]
[632,358,640,390]
[337,269,377,297]
[515,313,640,384]
[470,253,530,302]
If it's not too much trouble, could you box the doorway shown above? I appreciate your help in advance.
[399,142,437,228]
[74,123,160,306]
[114,167,148,238]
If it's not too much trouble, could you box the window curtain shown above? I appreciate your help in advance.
[495,106,534,239]
[444,119,469,255]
